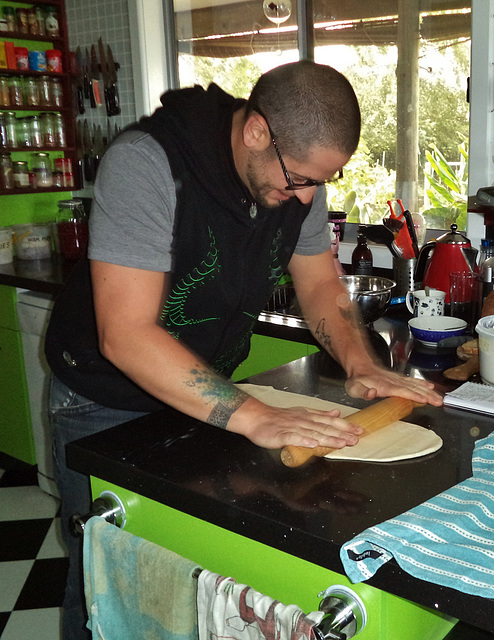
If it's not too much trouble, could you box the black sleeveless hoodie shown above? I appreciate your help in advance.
[45,84,311,411]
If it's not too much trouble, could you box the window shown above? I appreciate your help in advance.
[168,0,471,236]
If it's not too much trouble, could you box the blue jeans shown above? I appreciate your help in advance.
[49,374,148,640]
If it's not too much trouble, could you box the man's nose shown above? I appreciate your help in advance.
[294,187,317,205]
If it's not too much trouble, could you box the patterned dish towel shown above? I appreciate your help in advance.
[340,433,494,599]
[83,517,201,640]
[197,570,324,640]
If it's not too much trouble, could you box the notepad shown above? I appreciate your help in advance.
[444,381,494,415]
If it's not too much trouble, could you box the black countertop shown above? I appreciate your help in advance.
[65,313,494,634]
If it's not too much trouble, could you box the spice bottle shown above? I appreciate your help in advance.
[0,152,14,189]
[56,199,89,260]
[12,160,29,188]
[352,233,373,276]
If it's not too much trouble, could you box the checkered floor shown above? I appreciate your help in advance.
[0,453,68,640]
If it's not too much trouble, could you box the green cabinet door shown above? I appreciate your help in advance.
[0,286,34,464]
[232,334,319,381]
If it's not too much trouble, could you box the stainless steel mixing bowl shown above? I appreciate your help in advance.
[339,275,396,324]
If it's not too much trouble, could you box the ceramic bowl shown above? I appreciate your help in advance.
[408,316,467,348]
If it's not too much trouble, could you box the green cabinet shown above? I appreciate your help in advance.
[0,285,34,464]
[232,334,319,381]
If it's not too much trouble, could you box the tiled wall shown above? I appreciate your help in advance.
[64,0,137,195]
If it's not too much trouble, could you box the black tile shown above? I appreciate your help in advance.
[0,611,10,635]
[0,454,38,488]
[445,622,494,639]
[0,519,52,561]
[15,557,69,610]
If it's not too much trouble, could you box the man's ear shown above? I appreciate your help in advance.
[243,113,271,151]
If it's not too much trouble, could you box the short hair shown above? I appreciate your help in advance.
[246,60,361,160]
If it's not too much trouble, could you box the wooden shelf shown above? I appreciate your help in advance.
[0,29,63,43]
[0,186,73,195]
[0,146,75,153]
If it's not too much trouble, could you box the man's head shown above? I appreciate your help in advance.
[239,60,360,207]
[247,60,361,160]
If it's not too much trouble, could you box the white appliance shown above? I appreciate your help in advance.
[17,289,58,497]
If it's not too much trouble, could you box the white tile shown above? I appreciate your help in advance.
[0,560,34,611]
[1,607,62,640]
[37,518,68,559]
[0,486,60,522]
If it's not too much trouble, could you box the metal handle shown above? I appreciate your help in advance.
[70,490,126,537]
[316,585,367,639]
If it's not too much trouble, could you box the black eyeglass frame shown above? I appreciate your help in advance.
[252,106,343,191]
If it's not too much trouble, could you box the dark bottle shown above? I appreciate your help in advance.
[352,234,373,275]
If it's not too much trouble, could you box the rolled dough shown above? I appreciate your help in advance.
[236,383,443,462]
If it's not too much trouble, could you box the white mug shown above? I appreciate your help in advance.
[406,288,445,317]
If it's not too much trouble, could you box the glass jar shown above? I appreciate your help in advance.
[38,76,52,107]
[55,113,66,146]
[0,152,13,189]
[39,112,56,147]
[36,6,45,35]
[24,77,40,106]
[9,76,23,107]
[30,152,52,187]
[56,199,89,260]
[27,7,38,35]
[0,112,6,147]
[16,8,28,35]
[29,115,42,147]
[44,6,59,37]
[0,76,10,105]
[12,160,29,188]
[4,111,16,148]
[2,6,15,32]
[50,77,63,107]
[16,117,33,147]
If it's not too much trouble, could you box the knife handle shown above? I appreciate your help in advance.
[104,87,112,117]
[92,79,102,107]
[77,85,85,114]
[88,79,96,108]
[111,84,120,115]
[280,397,421,468]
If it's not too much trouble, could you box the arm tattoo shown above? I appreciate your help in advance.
[315,318,335,356]
[187,368,249,429]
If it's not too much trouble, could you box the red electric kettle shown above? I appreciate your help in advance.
[414,224,478,302]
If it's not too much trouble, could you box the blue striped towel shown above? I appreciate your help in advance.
[340,433,494,599]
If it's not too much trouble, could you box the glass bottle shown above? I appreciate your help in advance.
[24,77,40,107]
[44,6,59,37]
[39,112,56,147]
[56,199,89,260]
[0,76,10,105]
[0,152,14,189]
[12,160,29,188]
[9,77,23,107]
[4,112,16,148]
[352,233,373,276]
[50,78,63,107]
[16,117,33,147]
[0,112,6,147]
[30,152,52,187]
[38,76,52,107]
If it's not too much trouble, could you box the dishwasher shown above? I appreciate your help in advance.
[17,289,58,497]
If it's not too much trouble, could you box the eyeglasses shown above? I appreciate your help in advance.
[253,107,343,191]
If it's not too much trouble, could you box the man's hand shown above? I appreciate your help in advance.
[227,397,363,449]
[345,365,443,407]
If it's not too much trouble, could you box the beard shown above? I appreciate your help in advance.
[245,151,284,209]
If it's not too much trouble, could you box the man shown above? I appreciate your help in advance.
[45,60,442,639]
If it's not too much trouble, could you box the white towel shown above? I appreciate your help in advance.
[197,570,324,640]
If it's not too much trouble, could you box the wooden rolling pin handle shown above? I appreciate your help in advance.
[280,396,421,468]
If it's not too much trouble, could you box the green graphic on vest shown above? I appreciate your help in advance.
[162,227,220,336]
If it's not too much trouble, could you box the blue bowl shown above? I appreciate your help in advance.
[408,316,467,348]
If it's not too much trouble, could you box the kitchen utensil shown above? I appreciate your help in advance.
[388,200,415,259]
[280,396,421,467]
[106,44,121,115]
[443,355,479,381]
[90,44,102,107]
[401,206,419,258]
[98,37,112,117]
[408,316,467,348]
[392,256,416,299]
[414,224,478,302]
[383,217,403,234]
[405,288,445,317]
[82,119,94,182]
[340,275,396,324]
[84,47,94,106]
[74,47,85,114]
[359,224,402,258]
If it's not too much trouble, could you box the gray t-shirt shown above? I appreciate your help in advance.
[89,130,331,270]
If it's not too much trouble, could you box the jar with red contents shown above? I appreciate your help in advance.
[56,199,88,260]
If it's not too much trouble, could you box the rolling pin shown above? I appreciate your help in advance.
[280,396,422,467]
